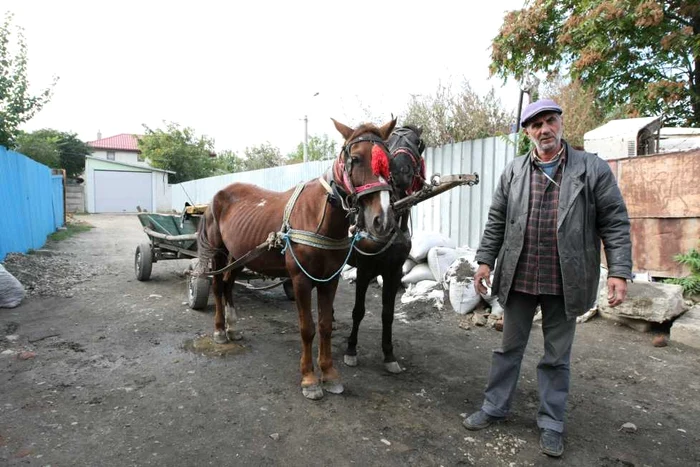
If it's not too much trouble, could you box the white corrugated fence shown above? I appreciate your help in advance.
[171,134,517,249]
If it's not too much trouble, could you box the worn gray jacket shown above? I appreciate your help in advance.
[475,143,633,319]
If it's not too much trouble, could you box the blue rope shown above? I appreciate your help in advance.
[282,231,364,283]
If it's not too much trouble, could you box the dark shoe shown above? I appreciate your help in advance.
[462,410,503,431]
[540,429,564,457]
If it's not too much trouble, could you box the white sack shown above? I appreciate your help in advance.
[444,255,481,315]
[427,247,458,284]
[402,258,417,276]
[409,231,456,263]
[0,264,25,308]
[341,267,357,282]
[401,263,435,286]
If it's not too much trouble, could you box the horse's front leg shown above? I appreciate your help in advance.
[381,264,404,373]
[293,276,322,400]
[317,279,343,395]
[344,264,373,367]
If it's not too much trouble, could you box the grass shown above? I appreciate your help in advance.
[49,223,94,242]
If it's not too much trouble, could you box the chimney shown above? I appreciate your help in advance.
[97,130,102,140]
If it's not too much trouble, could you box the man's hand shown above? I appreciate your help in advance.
[474,264,492,295]
[607,277,627,307]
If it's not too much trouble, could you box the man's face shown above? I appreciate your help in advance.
[524,112,564,155]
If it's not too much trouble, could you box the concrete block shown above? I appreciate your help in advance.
[671,305,700,349]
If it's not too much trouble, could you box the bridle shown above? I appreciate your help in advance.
[387,128,426,195]
[330,131,393,211]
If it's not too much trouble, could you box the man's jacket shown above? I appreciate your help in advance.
[475,143,633,319]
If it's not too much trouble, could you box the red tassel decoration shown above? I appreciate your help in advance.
[371,145,390,180]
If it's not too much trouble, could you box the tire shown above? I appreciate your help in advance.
[283,279,295,301]
[135,243,153,281]
[188,275,210,310]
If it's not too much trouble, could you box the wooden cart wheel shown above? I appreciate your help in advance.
[188,275,210,310]
[135,243,153,281]
[283,279,295,301]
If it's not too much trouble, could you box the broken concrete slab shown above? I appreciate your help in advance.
[671,305,700,349]
[598,281,686,325]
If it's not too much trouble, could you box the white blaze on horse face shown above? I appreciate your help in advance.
[379,177,390,227]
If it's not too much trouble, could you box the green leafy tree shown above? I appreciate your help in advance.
[242,142,283,171]
[15,131,60,167]
[490,0,700,127]
[14,129,90,177]
[213,149,245,174]
[138,122,217,183]
[401,79,514,147]
[0,12,58,148]
[286,134,338,164]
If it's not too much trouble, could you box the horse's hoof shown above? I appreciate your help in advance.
[302,384,324,400]
[322,380,344,395]
[385,361,403,374]
[344,355,358,367]
[226,329,243,341]
[213,330,228,344]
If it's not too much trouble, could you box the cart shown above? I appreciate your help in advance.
[135,205,294,310]
[134,205,213,310]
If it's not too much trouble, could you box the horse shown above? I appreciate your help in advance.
[196,118,398,400]
[341,125,426,373]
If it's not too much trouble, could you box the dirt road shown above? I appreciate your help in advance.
[1,214,699,466]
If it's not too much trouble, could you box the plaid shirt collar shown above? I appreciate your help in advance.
[530,143,567,169]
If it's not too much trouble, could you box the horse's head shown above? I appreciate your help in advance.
[386,125,426,196]
[331,117,397,241]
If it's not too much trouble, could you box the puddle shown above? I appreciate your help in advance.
[183,336,247,357]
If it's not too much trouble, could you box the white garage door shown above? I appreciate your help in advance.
[94,170,152,213]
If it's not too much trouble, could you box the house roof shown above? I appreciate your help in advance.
[87,134,141,152]
[85,155,175,174]
[584,116,662,140]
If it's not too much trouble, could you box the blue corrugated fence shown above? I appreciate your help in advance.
[0,146,65,260]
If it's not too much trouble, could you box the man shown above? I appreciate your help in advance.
[462,99,632,457]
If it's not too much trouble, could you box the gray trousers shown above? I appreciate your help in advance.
[481,291,576,433]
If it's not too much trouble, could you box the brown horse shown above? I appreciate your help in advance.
[196,118,397,399]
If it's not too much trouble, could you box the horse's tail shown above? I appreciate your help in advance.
[196,201,220,271]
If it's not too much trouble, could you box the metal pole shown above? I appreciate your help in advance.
[303,115,309,163]
[515,89,524,157]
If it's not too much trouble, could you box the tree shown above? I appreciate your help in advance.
[286,134,338,164]
[138,122,217,183]
[14,129,90,177]
[401,79,514,147]
[15,131,60,167]
[242,143,284,171]
[213,149,245,174]
[490,1,700,127]
[0,12,57,148]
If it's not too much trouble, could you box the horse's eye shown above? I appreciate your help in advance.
[350,156,360,165]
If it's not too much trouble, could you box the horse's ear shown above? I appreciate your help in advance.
[416,126,424,137]
[331,118,354,141]
[378,117,397,140]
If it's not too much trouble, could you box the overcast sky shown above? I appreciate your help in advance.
[5,0,525,155]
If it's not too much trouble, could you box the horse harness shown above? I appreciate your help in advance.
[198,132,396,280]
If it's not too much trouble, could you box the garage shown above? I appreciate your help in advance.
[84,156,174,213]
[94,170,152,213]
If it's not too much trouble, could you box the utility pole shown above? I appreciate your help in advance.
[303,115,309,163]
[515,72,540,157]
